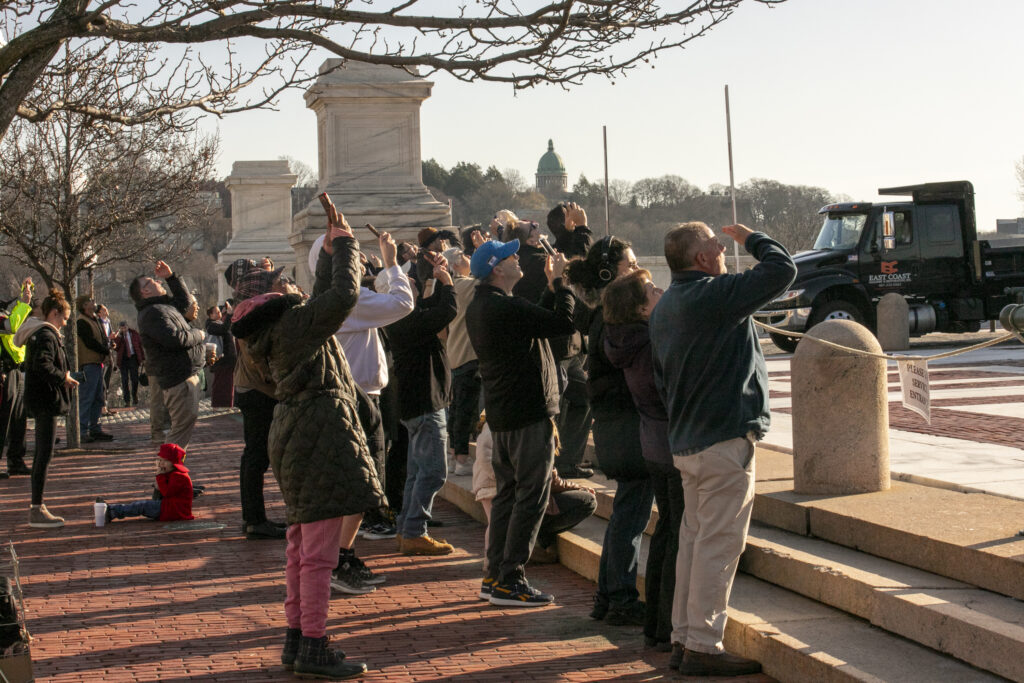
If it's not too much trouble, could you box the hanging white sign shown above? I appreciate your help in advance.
[897,359,931,424]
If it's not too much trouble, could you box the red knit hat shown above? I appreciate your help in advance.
[158,443,186,464]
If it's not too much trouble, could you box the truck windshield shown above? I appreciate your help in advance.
[813,213,867,250]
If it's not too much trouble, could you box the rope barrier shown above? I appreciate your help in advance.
[753,320,1018,362]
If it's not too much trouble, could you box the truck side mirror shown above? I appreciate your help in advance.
[879,211,897,252]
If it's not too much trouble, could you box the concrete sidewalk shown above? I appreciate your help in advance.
[763,341,1024,501]
[0,414,730,682]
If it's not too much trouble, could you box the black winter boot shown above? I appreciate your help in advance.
[293,635,365,680]
[281,628,301,670]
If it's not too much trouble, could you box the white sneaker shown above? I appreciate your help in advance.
[454,459,473,476]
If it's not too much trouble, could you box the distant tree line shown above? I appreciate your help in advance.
[423,159,842,255]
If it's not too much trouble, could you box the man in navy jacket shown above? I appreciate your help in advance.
[466,239,574,608]
[650,222,795,677]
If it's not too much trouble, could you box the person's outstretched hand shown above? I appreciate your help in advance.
[154,261,172,280]
[545,253,568,285]
[379,232,398,268]
[433,260,453,287]
[323,210,354,255]
[722,224,754,245]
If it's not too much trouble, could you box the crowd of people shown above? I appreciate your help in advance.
[0,197,796,679]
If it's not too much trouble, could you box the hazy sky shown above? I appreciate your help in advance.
[204,0,1024,235]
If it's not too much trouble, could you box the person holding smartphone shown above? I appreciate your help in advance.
[502,219,550,303]
[230,201,378,679]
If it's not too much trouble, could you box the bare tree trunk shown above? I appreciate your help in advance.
[0,43,62,145]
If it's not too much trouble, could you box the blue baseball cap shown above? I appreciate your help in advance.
[470,239,519,279]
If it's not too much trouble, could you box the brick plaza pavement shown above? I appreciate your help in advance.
[0,414,769,682]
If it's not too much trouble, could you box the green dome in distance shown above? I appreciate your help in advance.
[537,139,566,175]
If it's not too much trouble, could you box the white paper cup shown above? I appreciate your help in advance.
[94,502,107,527]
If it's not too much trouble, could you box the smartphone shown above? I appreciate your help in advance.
[538,235,556,256]
[364,223,381,238]
[317,192,340,226]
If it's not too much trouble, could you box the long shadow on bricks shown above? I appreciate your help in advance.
[4,416,695,681]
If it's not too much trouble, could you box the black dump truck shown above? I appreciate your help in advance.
[755,181,1024,352]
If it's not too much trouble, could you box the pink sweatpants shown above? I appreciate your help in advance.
[284,517,343,637]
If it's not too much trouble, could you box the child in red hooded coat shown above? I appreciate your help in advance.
[98,443,194,522]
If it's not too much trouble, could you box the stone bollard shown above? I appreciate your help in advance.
[791,319,890,494]
[876,292,909,351]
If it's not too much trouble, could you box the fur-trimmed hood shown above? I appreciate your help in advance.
[230,292,302,340]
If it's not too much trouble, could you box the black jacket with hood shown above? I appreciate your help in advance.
[466,279,575,432]
[17,318,71,417]
[135,274,205,389]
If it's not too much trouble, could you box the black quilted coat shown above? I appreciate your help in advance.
[230,236,386,524]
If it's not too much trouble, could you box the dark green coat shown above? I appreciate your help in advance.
[231,236,386,524]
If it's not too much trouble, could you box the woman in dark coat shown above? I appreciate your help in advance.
[230,215,381,680]
[204,303,236,408]
[602,270,683,651]
[564,236,654,627]
[16,290,78,529]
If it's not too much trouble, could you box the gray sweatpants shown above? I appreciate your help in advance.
[486,417,556,585]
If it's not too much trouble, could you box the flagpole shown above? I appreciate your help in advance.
[603,125,610,237]
[725,85,741,273]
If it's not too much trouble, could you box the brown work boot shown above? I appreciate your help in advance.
[678,648,761,677]
[28,504,65,529]
[400,534,453,556]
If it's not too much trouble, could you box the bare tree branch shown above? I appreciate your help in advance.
[0,0,786,144]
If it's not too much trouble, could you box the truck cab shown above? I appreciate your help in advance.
[756,181,1023,351]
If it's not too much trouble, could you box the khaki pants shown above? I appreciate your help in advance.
[150,374,200,450]
[671,435,756,653]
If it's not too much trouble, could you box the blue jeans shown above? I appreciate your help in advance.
[448,361,481,457]
[79,363,105,434]
[596,477,654,609]
[109,499,162,520]
[397,410,448,538]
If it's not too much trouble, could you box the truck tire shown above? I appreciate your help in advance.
[809,299,866,327]
[769,332,799,353]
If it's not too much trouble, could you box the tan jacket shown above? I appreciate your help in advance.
[446,276,478,369]
[233,338,276,398]
[77,315,108,367]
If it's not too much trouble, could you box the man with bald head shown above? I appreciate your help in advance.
[130,261,206,449]
[650,221,795,677]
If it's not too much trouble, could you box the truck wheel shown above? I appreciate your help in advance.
[809,300,865,327]
[769,332,799,353]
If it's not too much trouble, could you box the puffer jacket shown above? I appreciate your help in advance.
[230,236,386,525]
[135,274,206,389]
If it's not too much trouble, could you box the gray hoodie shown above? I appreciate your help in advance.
[13,316,52,347]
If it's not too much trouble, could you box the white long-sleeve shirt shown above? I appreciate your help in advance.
[309,234,415,393]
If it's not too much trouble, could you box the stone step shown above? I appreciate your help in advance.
[751,447,1024,602]
[579,460,1024,679]
[438,476,1006,682]
[576,445,1024,603]
[742,523,1024,681]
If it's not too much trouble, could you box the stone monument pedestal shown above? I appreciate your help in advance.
[291,60,452,290]
[791,319,890,494]
[877,292,910,351]
[217,160,297,301]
